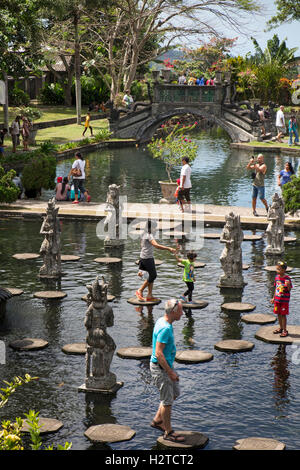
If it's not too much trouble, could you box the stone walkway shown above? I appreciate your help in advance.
[1,199,300,229]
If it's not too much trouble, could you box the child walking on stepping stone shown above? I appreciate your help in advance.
[271,261,293,338]
[175,251,197,303]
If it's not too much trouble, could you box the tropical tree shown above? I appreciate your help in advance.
[266,0,300,28]
[250,34,298,67]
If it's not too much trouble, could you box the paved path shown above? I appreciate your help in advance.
[1,200,299,229]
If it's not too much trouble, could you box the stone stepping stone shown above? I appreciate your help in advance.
[264,266,293,273]
[243,235,262,241]
[241,313,276,325]
[62,343,87,355]
[284,236,297,243]
[84,424,136,443]
[5,288,24,296]
[127,297,161,306]
[181,300,209,310]
[178,262,206,269]
[175,350,213,364]
[157,430,209,449]
[9,337,49,351]
[21,417,63,434]
[81,294,115,302]
[233,437,286,450]
[135,259,163,266]
[33,291,67,300]
[255,325,300,345]
[200,233,221,239]
[61,255,80,261]
[243,264,250,270]
[214,340,254,353]
[221,302,256,313]
[116,347,152,359]
[94,257,122,264]
[12,253,40,260]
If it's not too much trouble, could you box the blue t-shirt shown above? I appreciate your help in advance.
[280,170,292,186]
[151,317,176,368]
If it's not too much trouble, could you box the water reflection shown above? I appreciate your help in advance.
[271,345,291,417]
[135,305,154,347]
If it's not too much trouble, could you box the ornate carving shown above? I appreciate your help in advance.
[104,184,125,247]
[219,212,245,288]
[266,193,285,256]
[39,198,61,278]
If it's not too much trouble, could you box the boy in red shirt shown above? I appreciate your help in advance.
[271,261,292,337]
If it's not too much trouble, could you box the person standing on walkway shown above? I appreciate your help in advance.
[178,157,192,212]
[68,152,88,204]
[246,154,268,217]
[10,116,21,153]
[150,298,185,443]
[276,105,286,143]
[82,112,93,137]
[288,115,299,146]
[277,162,294,187]
[21,116,30,151]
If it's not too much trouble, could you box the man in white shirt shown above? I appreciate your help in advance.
[276,105,286,143]
[10,116,21,153]
[178,157,192,212]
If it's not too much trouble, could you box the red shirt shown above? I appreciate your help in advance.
[274,274,292,303]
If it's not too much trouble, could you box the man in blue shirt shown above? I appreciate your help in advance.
[150,298,185,442]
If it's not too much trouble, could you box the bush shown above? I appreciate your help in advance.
[39,83,65,105]
[8,84,30,107]
[0,166,20,203]
[282,174,300,214]
[21,154,56,192]
[93,129,112,141]
[72,75,110,105]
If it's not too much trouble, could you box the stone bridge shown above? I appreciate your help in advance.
[109,83,264,143]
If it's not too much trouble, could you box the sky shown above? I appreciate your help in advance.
[228,0,300,57]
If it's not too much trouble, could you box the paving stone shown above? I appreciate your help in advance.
[61,255,80,261]
[33,291,67,300]
[243,265,250,270]
[284,237,297,243]
[175,350,213,364]
[241,313,276,324]
[62,343,87,355]
[180,300,209,310]
[200,233,221,239]
[84,424,136,443]
[157,430,209,449]
[214,340,255,353]
[233,437,285,450]
[243,235,262,241]
[5,288,24,296]
[116,347,152,359]
[255,325,300,345]
[9,337,49,351]
[221,302,256,312]
[94,257,122,263]
[21,417,63,434]
[12,253,40,260]
[127,297,161,306]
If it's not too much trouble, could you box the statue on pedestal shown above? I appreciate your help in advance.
[39,198,61,279]
[80,276,123,393]
[266,193,285,256]
[104,184,125,248]
[219,212,245,289]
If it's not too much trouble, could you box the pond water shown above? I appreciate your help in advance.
[1,128,300,451]
[48,128,300,208]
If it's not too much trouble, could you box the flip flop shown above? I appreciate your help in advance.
[163,430,185,443]
[135,290,145,301]
[273,328,283,334]
[146,297,160,302]
[150,420,164,432]
[280,330,289,337]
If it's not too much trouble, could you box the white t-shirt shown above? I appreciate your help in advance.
[72,159,85,179]
[140,233,154,259]
[180,164,192,188]
[276,110,285,127]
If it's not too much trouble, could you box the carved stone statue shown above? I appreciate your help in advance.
[104,184,125,247]
[39,198,61,278]
[81,276,122,393]
[266,193,285,256]
[219,212,245,288]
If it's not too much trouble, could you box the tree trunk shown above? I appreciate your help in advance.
[74,13,81,124]
[3,72,9,130]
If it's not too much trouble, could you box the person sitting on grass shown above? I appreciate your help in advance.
[271,261,293,338]
[174,250,197,303]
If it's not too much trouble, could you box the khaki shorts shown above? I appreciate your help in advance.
[276,126,286,135]
[150,362,180,406]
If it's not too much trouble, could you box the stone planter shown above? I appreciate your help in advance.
[28,129,38,145]
[159,181,177,204]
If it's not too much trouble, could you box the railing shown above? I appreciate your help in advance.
[153,84,223,104]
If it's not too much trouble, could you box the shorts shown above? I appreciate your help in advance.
[139,257,157,284]
[178,187,191,202]
[274,301,289,316]
[276,126,286,135]
[150,362,180,406]
[73,178,86,195]
[252,185,265,200]
[12,134,20,146]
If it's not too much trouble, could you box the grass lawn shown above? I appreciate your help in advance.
[0,106,96,123]
[241,140,300,150]
[35,119,109,145]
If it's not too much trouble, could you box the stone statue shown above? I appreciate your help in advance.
[219,212,245,288]
[39,198,61,278]
[266,193,285,256]
[104,184,125,247]
[82,276,121,393]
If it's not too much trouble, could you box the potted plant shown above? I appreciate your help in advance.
[21,154,56,198]
[147,122,198,203]
[15,106,43,145]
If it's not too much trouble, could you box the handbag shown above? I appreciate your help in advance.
[71,166,82,177]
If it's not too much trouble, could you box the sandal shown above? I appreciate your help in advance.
[273,328,283,334]
[280,330,289,337]
[146,297,160,302]
[135,290,145,301]
[163,430,185,443]
[150,420,164,432]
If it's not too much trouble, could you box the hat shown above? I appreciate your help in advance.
[57,177,63,183]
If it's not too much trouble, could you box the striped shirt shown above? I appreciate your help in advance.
[274,275,292,303]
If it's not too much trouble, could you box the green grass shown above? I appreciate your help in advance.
[35,119,109,145]
[241,140,300,149]
[0,105,95,123]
